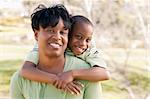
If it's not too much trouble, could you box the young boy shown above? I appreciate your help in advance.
[20,14,109,94]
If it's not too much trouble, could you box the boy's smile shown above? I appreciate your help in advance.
[69,22,93,55]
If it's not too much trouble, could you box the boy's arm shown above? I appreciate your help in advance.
[20,48,82,94]
[71,66,110,82]
[68,47,110,82]
[19,47,58,84]
[19,61,58,84]
[58,67,109,83]
[20,61,82,95]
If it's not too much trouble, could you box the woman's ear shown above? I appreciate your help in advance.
[34,30,39,41]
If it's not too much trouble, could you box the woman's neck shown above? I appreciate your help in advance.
[38,54,65,74]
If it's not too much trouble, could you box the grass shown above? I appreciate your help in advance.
[0,45,149,99]
[0,59,22,96]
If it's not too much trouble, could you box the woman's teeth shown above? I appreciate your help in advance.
[49,43,60,48]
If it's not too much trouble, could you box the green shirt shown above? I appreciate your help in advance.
[25,43,107,68]
[10,54,102,99]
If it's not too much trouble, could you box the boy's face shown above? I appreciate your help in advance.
[69,22,93,55]
[35,18,69,57]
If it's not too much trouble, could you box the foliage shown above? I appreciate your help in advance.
[0,0,149,99]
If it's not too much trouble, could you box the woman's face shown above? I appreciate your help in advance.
[35,18,69,57]
[69,22,93,55]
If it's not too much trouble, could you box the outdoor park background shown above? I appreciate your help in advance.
[0,0,149,99]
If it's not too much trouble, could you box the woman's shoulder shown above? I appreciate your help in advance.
[65,54,90,70]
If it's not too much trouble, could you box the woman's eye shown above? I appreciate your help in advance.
[45,28,53,33]
[64,27,68,31]
[47,29,53,32]
[60,31,68,35]
[60,31,64,35]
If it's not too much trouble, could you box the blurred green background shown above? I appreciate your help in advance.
[0,0,150,99]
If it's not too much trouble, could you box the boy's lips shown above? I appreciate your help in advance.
[73,46,86,54]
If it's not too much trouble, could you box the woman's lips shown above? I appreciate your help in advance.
[48,43,61,49]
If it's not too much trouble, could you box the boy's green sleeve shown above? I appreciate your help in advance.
[77,47,107,68]
[24,50,39,65]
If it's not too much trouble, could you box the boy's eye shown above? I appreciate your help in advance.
[86,39,91,43]
[75,35,82,39]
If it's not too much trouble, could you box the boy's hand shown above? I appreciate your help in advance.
[64,81,84,95]
[55,71,74,89]
[52,75,84,95]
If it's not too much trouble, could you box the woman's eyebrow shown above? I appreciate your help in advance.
[63,26,68,30]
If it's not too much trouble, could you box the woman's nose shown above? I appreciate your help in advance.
[52,32,61,40]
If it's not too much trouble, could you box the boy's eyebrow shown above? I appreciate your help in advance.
[76,33,83,35]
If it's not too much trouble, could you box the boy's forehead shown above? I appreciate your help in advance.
[74,22,93,31]
[75,21,92,27]
[73,23,93,35]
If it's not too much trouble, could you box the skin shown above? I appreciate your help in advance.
[69,22,93,55]
[21,18,83,95]
[57,22,109,87]
[20,19,109,95]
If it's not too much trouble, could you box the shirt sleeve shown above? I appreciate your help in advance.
[10,71,25,99]
[32,42,38,51]
[83,82,102,99]
[24,50,39,65]
[24,43,39,65]
[77,47,107,68]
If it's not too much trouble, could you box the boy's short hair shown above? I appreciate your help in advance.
[31,4,71,31]
[69,15,93,38]
[71,15,93,27]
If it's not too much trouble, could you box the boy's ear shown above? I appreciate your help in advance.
[34,30,39,41]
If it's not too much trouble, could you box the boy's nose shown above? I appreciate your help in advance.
[80,40,86,46]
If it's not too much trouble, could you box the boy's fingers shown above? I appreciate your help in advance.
[67,82,81,95]
[53,80,59,88]
[57,81,63,89]
[65,86,74,95]
[61,82,67,89]
[71,83,81,94]
[73,81,84,88]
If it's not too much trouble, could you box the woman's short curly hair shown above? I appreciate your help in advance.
[31,4,71,31]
